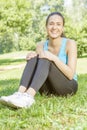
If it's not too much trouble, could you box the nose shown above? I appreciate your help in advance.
[52,24,57,29]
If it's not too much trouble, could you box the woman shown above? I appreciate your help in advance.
[0,12,78,108]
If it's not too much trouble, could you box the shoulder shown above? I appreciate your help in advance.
[66,38,77,48]
[36,41,46,50]
[36,41,44,47]
[66,38,76,44]
[37,40,48,46]
[37,41,45,45]
[65,38,77,53]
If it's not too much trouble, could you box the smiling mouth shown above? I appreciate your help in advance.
[51,31,58,34]
[51,32,58,35]
[52,33,57,34]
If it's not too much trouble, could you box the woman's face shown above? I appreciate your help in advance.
[46,15,64,39]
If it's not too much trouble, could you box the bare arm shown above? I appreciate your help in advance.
[52,40,77,80]
[36,42,44,54]
[26,42,44,60]
[39,40,77,80]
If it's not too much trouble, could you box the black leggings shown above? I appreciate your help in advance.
[20,56,78,96]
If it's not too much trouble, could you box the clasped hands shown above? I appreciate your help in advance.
[26,51,54,61]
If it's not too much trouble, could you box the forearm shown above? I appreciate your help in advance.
[36,48,42,55]
[52,55,75,80]
[36,42,44,55]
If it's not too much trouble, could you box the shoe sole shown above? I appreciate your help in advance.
[0,98,9,106]
[8,100,35,109]
[8,101,23,108]
[0,98,20,108]
[0,98,35,109]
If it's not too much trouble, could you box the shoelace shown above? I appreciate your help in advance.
[23,93,34,99]
[13,92,23,97]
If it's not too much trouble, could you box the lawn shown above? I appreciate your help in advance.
[0,51,87,130]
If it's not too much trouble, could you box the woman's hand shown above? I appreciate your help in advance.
[39,50,54,61]
[26,51,37,60]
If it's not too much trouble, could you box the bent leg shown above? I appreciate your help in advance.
[39,80,54,95]
[47,62,78,96]
[19,56,38,89]
[25,58,78,97]
[29,58,50,92]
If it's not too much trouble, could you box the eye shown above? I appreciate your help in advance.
[50,23,53,25]
[57,23,61,26]
[49,22,54,25]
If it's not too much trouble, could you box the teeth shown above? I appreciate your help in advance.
[53,33,57,34]
[52,32,57,33]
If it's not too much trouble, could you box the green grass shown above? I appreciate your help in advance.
[0,51,28,67]
[0,52,87,130]
[77,58,87,74]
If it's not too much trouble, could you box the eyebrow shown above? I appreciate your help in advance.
[49,21,62,23]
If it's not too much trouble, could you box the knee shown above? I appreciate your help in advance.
[27,56,38,63]
[39,58,51,64]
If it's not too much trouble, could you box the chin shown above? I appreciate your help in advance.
[50,34,60,38]
[51,36,60,39]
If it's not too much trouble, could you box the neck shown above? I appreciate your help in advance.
[49,37,62,47]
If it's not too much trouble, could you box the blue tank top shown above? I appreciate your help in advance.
[43,38,77,81]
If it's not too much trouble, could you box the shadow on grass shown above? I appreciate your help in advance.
[0,58,25,66]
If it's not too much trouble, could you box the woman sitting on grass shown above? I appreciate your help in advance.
[0,12,78,108]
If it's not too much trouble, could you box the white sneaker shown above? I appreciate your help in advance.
[0,92,23,106]
[7,93,35,108]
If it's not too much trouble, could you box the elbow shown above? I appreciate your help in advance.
[68,69,75,80]
[68,76,73,80]
[68,74,74,80]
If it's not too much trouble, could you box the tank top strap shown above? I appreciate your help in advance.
[43,40,49,51]
[58,37,67,56]
[43,38,67,52]
[61,38,67,51]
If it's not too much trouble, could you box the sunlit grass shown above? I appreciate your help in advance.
[0,51,28,59]
[0,52,87,130]
[77,58,87,74]
[0,69,87,130]
[0,51,28,67]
